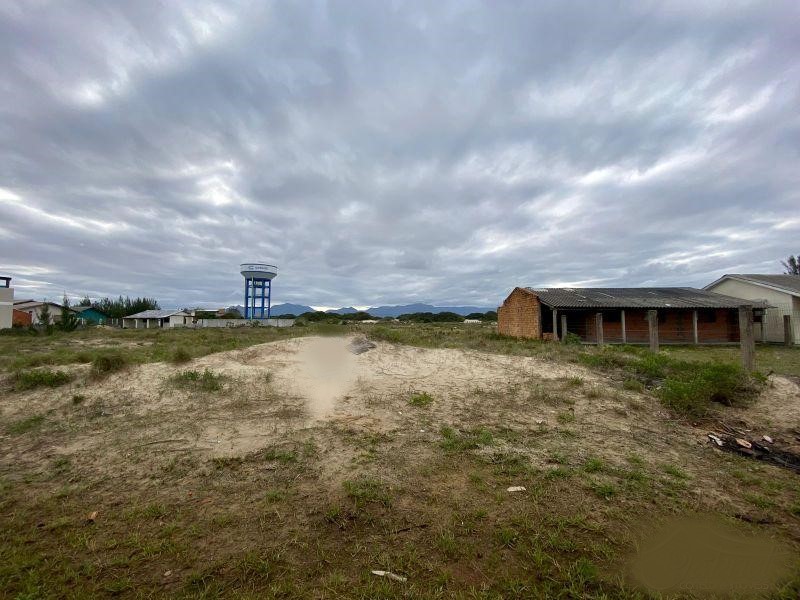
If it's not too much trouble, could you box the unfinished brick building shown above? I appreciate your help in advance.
[498,287,765,344]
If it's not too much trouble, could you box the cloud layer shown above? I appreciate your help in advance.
[2,1,798,308]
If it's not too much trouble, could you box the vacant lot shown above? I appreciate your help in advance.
[1,324,799,598]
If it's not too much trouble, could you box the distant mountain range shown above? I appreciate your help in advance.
[227,302,496,317]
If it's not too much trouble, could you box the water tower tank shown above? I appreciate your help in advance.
[240,263,278,319]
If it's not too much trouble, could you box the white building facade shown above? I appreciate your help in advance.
[705,274,799,344]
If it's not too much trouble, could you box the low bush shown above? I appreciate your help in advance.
[439,426,493,452]
[13,368,73,390]
[170,348,192,364]
[91,352,127,376]
[659,361,757,417]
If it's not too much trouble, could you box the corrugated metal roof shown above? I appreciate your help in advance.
[124,310,187,319]
[713,274,800,296]
[525,287,766,309]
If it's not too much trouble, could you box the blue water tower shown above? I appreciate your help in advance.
[240,263,278,319]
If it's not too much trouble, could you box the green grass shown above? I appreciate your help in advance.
[6,414,45,435]
[409,391,433,407]
[342,477,392,507]
[12,368,73,390]
[91,351,127,376]
[171,368,225,392]
[439,426,494,452]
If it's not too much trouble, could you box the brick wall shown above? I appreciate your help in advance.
[572,308,739,344]
[498,288,541,338]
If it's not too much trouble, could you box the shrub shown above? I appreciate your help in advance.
[563,332,582,345]
[170,348,192,364]
[659,361,756,417]
[91,352,127,376]
[13,369,73,390]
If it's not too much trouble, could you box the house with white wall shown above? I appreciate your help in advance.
[705,274,799,344]
[13,299,73,325]
[122,309,191,329]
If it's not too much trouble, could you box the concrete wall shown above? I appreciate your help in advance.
[498,288,541,338]
[707,279,799,343]
[195,318,295,328]
[0,287,12,329]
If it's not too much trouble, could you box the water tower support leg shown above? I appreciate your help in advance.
[267,279,272,319]
[244,278,249,319]
[260,281,266,319]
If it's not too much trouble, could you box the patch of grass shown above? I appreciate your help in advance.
[171,368,224,392]
[91,351,127,376]
[497,527,518,548]
[71,394,86,405]
[170,347,192,364]
[409,392,433,407]
[565,376,584,387]
[590,482,616,499]
[439,426,494,452]
[12,368,73,390]
[583,457,604,473]
[342,477,391,507]
[7,414,45,435]
[261,448,298,464]
[661,464,690,480]
[556,410,576,424]
[437,529,459,558]
[622,378,644,392]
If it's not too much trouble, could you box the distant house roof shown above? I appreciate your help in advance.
[705,274,800,297]
[524,287,767,310]
[13,300,69,311]
[124,309,188,319]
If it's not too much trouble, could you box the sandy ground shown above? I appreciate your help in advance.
[2,335,798,499]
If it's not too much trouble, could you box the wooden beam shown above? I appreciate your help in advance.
[552,309,558,342]
[784,314,794,346]
[561,314,568,343]
[647,310,659,353]
[621,310,626,344]
[692,310,699,345]
[595,312,604,346]
[739,305,755,371]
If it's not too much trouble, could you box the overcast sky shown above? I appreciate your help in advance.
[1,1,798,309]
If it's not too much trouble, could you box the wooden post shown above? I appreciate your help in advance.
[621,310,626,344]
[561,314,568,343]
[647,310,659,353]
[552,309,559,342]
[784,315,794,346]
[595,312,604,346]
[739,305,755,372]
[692,310,699,345]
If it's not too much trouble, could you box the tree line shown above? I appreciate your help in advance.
[79,295,160,319]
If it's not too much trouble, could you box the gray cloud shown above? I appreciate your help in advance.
[2,0,799,308]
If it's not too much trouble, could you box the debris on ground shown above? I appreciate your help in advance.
[348,336,376,355]
[371,570,407,582]
[507,486,526,493]
[85,511,98,525]
[707,431,800,473]
[763,435,773,444]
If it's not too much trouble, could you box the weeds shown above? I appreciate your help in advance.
[7,414,45,435]
[171,368,224,392]
[92,352,127,376]
[343,477,391,507]
[12,368,73,390]
[439,426,493,452]
[170,348,192,364]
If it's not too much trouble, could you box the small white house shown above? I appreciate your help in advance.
[122,309,191,329]
[705,274,799,344]
[13,300,72,325]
